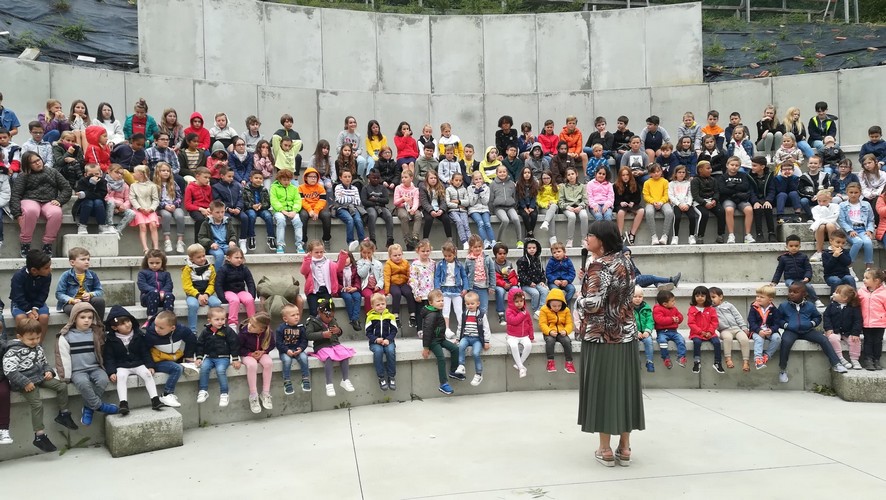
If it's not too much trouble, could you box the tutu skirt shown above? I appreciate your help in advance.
[132,211,159,227]
[312,344,356,362]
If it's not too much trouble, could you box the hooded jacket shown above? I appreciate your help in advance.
[84,125,111,170]
[466,182,490,215]
[184,112,211,150]
[270,179,303,213]
[196,324,240,360]
[525,143,547,178]
[747,302,780,334]
[516,238,546,286]
[858,284,886,328]
[238,324,275,357]
[298,167,328,213]
[55,301,105,380]
[9,164,73,218]
[558,126,583,155]
[778,299,821,333]
[588,178,615,209]
[490,175,517,209]
[421,304,446,348]
[505,288,534,340]
[653,303,683,331]
[182,258,216,297]
[145,320,197,363]
[10,265,51,312]
[539,287,572,336]
[137,267,174,297]
[103,305,154,373]
[212,177,244,212]
[215,261,256,302]
[717,170,756,204]
[365,308,398,345]
[823,301,862,336]
[538,131,559,155]
[465,251,495,289]
[376,157,401,187]
[184,179,212,212]
[478,146,501,183]
[771,251,812,284]
[558,181,587,211]
[633,301,654,333]
[688,305,719,339]
[549,153,576,185]
[546,255,575,286]
[55,267,104,311]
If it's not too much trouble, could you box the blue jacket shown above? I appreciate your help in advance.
[822,249,852,279]
[434,259,468,291]
[465,254,495,289]
[215,262,256,302]
[822,302,862,336]
[55,269,104,311]
[726,139,754,159]
[778,299,821,333]
[516,187,538,211]
[10,267,50,311]
[807,115,837,143]
[212,179,244,211]
[654,153,680,179]
[772,174,799,195]
[837,200,875,234]
[747,303,781,334]
[365,309,398,345]
[546,256,576,286]
[229,153,255,185]
[137,269,173,296]
[859,140,886,165]
[275,321,308,356]
[144,321,197,362]
[771,251,812,284]
[828,172,859,196]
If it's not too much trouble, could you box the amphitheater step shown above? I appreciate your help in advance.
[776,222,814,242]
[63,233,120,257]
[832,369,886,403]
[103,280,136,307]
[105,408,184,458]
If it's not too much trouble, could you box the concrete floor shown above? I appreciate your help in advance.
[0,389,882,499]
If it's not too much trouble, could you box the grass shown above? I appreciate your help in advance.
[58,22,88,42]
[51,0,71,12]
[8,30,46,50]
[811,383,837,397]
[704,35,726,57]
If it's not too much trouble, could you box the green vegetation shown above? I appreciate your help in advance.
[58,22,88,42]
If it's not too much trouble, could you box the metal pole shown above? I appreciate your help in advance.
[854,0,859,23]
[844,0,849,23]
[746,0,751,22]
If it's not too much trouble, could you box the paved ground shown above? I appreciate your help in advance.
[0,389,883,499]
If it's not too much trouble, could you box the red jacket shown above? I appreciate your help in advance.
[652,304,683,331]
[538,133,558,155]
[688,306,719,339]
[505,288,534,340]
[495,261,518,289]
[184,182,212,211]
[183,112,210,150]
[84,125,110,171]
[394,135,418,160]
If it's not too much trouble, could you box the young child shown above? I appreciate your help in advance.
[467,171,495,248]
[438,122,464,161]
[394,121,418,174]
[384,243,417,329]
[130,165,161,254]
[748,156,776,243]
[537,170,560,244]
[859,154,886,223]
[145,310,196,407]
[104,305,162,414]
[366,292,398,391]
[253,139,275,189]
[612,166,644,245]
[185,167,213,241]
[230,137,255,186]
[539,119,559,157]
[243,116,264,154]
[52,130,85,187]
[83,125,109,171]
[800,155,828,205]
[587,167,614,222]
[138,249,175,325]
[668,165,696,244]
[361,168,395,248]
[376,146,401,193]
[698,134,727,175]
[196,307,241,406]
[209,112,238,150]
[773,162,806,222]
[11,250,52,342]
[777,283,848,383]
[271,169,305,254]
[517,237,549,313]
[56,246,105,319]
[275,304,311,394]
[301,240,340,317]
[393,169,422,250]
[212,166,249,253]
[22,121,52,167]
[272,135,301,176]
[502,145,524,182]
[773,133,804,168]
[586,116,615,162]
[419,168,452,240]
[640,115,671,163]
[858,268,886,371]
[717,156,756,244]
[822,229,855,293]
[434,241,468,336]
[655,142,679,180]
[829,159,859,204]
[298,167,332,249]
[559,116,588,169]
[505,288,534,378]
[747,285,782,370]
[465,234,495,318]
[237,313,274,413]
[306,298,356,397]
[674,136,698,177]
[771,234,823,310]
[154,162,186,253]
[479,146,501,183]
[308,140,335,192]
[810,189,840,262]
[632,286,655,373]
[653,289,687,368]
[710,287,751,372]
[335,144,359,185]
[540,287,575,374]
[558,166,588,248]
[687,286,724,374]
[216,246,257,330]
[586,144,608,180]
[824,284,863,370]
[4,318,77,452]
[623,247,681,289]
[726,124,755,172]
[363,120,386,173]
[415,142,439,186]
[546,241,576,303]
[422,290,461,394]
[357,240,384,313]
[460,143,480,180]
[642,164,672,244]
[701,110,726,149]
[243,169,276,251]
[446,172,472,249]
[454,291,489,386]
[438,144,461,186]
[182,243,223,334]
[525,142,548,179]
[199,200,238,265]
[837,182,875,269]
[491,165,523,245]
[619,136,648,186]
[417,123,437,164]
[338,250,363,332]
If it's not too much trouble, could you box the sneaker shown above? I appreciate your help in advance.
[445,328,456,340]
[247,237,256,251]
[42,244,53,258]
[77,224,88,235]
[101,224,116,234]
[19,243,30,258]
[862,358,875,371]
[715,235,725,244]
[0,429,12,445]
[219,393,229,407]
[671,272,681,288]
[534,310,541,318]
[340,379,355,392]
[470,374,483,386]
[678,356,687,367]
[874,359,883,370]
[301,378,312,392]
[260,393,273,410]
[540,221,549,231]
[80,406,94,426]
[176,239,186,253]
[229,323,238,333]
[498,312,505,325]
[519,367,527,378]
[726,233,736,244]
[840,358,853,369]
[851,359,863,370]
[197,390,209,403]
[409,314,417,328]
[239,239,248,255]
[670,235,679,245]
[564,361,576,374]
[159,394,181,408]
[627,232,636,245]
[713,362,725,374]
[651,234,659,245]
[283,380,295,395]
[832,363,848,373]
[439,383,454,395]
[323,240,331,251]
[659,234,668,245]
[697,237,704,244]
[54,411,78,430]
[348,240,359,252]
[646,361,655,373]
[296,242,305,254]
[267,237,276,250]
[33,434,57,453]
[517,240,524,249]
[663,357,673,369]
[779,371,789,383]
[768,233,778,243]
[755,356,765,369]
[455,364,466,375]
[463,241,469,251]
[762,353,770,365]
[744,233,756,244]
[692,361,701,373]
[249,395,261,414]
[546,359,556,372]
[815,300,826,312]
[164,239,173,253]
[448,371,466,381]
[549,236,557,245]
[379,377,388,391]
[850,268,859,282]
[810,252,822,262]
[276,245,285,254]
[388,377,396,390]
[565,239,573,248]
[350,320,361,332]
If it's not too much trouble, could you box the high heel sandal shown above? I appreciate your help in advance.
[595,449,615,467]
[615,448,631,467]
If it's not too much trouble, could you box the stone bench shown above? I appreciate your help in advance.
[105,408,184,458]
[832,369,886,403]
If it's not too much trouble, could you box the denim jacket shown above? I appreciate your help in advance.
[55,269,104,311]
[837,200,875,235]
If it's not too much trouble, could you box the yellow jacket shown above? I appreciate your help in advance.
[536,184,558,209]
[365,135,388,160]
[181,260,217,298]
[384,258,410,294]
[642,177,669,204]
[539,288,573,336]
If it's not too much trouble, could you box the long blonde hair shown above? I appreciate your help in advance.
[782,107,805,135]
[244,312,272,351]
[153,162,178,200]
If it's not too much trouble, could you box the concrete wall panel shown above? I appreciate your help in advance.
[203,0,265,84]
[49,65,126,125]
[651,84,710,138]
[139,0,203,79]
[537,92,593,137]
[589,9,646,90]
[317,91,375,149]
[772,72,839,139]
[645,4,703,87]
[193,81,258,141]
[593,88,652,134]
[258,86,319,150]
[430,94,484,152]
[483,15,537,94]
[709,79,772,129]
[373,94,430,150]
[484,94,539,148]
[377,15,430,94]
[429,16,484,94]
[0,59,50,128]
[321,10,377,92]
[837,66,886,146]
[264,5,323,89]
[124,73,195,129]
[536,13,591,92]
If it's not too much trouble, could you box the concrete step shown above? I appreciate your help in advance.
[832,369,886,403]
[776,222,816,242]
[62,233,120,257]
[102,279,136,308]
[105,408,184,458]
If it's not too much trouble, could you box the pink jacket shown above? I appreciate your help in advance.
[505,287,535,341]
[859,284,886,328]
[254,154,274,180]
[586,179,614,210]
[105,182,131,210]
[300,253,341,297]
[393,183,420,211]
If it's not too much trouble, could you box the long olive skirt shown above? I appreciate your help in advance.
[577,340,646,435]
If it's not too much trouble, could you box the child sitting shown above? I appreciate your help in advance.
[73,163,109,235]
[145,310,196,407]
[215,246,257,330]
[104,305,162,414]
[546,241,576,303]
[506,288,534,378]
[824,284,862,370]
[858,268,886,371]
[243,169,276,252]
[275,304,311,394]
[393,169,422,250]
[361,168,395,248]
[748,285,782,370]
[182,243,223,334]
[184,166,213,241]
[130,164,161,254]
[422,290,461,395]
[306,298,356,397]
[357,240,384,312]
[271,169,305,254]
[409,239,436,337]
[517,238,550,313]
[301,240,339,317]
[298,167,332,250]
[199,200,238,265]
[334,169,366,252]
[749,156,777,243]
[773,162,805,222]
[11,250,52,342]
[434,241,468,336]
[777,283,848,383]
[688,286,724,374]
[632,286,655,373]
[384,244,417,329]
[587,167,614,222]
[238,313,275,414]
[653,289,687,369]
[337,250,362,332]
[454,291,489,386]
[821,229,855,293]
[541,287,575,374]
[138,249,175,325]
[710,287,751,372]
[56,246,106,319]
[828,159,859,204]
[669,165,696,244]
[810,189,840,262]
[196,307,241,406]
[365,292,398,391]
[837,181,875,269]
[445,172,471,249]
[212,166,249,253]
[771,234,824,310]
[466,171,495,248]
[492,243,517,326]
[613,166,643,245]
[643,163,672,245]
[105,163,136,235]
[52,130,85,187]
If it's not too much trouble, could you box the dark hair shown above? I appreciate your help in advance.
[646,115,660,126]
[869,126,882,136]
[141,249,167,270]
[594,116,606,125]
[498,115,513,128]
[492,242,509,254]
[691,285,712,307]
[729,111,741,118]
[343,115,356,129]
[0,127,8,136]
[785,234,801,244]
[185,132,199,145]
[16,317,43,337]
[815,101,828,112]
[751,156,768,167]
[280,113,293,125]
[709,287,723,297]
[154,130,169,141]
[130,133,146,143]
[515,166,538,199]
[647,163,662,174]
[20,151,43,174]
[209,199,226,210]
[588,220,622,254]
[707,110,719,119]
[249,169,264,179]
[557,140,568,150]
[829,228,847,240]
[28,120,42,132]
[617,115,629,124]
[367,119,382,141]
[656,289,675,305]
[26,249,51,271]
[96,102,116,122]
[395,121,411,138]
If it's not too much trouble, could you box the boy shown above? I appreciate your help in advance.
[110,133,147,172]
[724,112,750,145]
[299,168,331,249]
[273,114,303,174]
[777,282,847,383]
[275,303,311,394]
[808,101,837,152]
[243,169,276,251]
[209,112,238,150]
[538,119,559,157]
[701,110,726,149]
[655,142,679,180]
[0,126,22,173]
[585,116,615,163]
[822,229,855,293]
[799,155,826,205]
[145,310,196,407]
[771,234,824,310]
[558,116,588,168]
[74,163,110,234]
[182,243,223,334]
[207,141,229,181]
[619,136,649,184]
[747,285,782,370]
[56,247,106,319]
[858,125,886,167]
[623,247,681,289]
[773,162,807,222]
[212,165,248,253]
[632,286,655,373]
[710,286,751,372]
[3,318,77,452]
[11,250,52,342]
[612,116,634,165]
[495,115,519,161]
[749,155,777,243]
[415,142,438,186]
[21,121,53,167]
[652,289,687,368]
[145,131,181,180]
[243,115,264,154]
[361,168,395,248]
[639,115,671,162]
[438,144,461,186]
[493,243,517,325]
[366,293,398,391]
[455,291,490,386]
[198,200,238,265]
[184,166,213,241]
[270,169,305,254]
[820,136,845,171]
[104,305,163,413]
[0,93,20,137]
[677,111,703,152]
[502,145,523,182]
[459,143,480,181]
[546,242,576,302]
[195,306,242,406]
[422,290,461,395]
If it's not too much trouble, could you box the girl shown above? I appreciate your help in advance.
[300,240,340,317]
[335,143,359,185]
[433,241,468,334]
[586,167,614,222]
[613,167,648,245]
[129,165,160,254]
[726,126,754,172]
[357,240,384,312]
[309,139,336,191]
[557,166,588,248]
[837,182,875,268]
[393,121,418,174]
[537,170,559,245]
[333,169,365,251]
[478,146,500,183]
[10,151,73,257]
[687,285,724,374]
[773,133,804,173]
[68,99,89,151]
[253,139,275,189]
[154,162,185,254]
[123,98,158,145]
[859,153,886,226]
[364,119,386,172]
[491,165,523,246]
[437,122,464,161]
[105,163,136,235]
[216,246,257,329]
[336,116,366,177]
[420,168,452,239]
[306,299,355,397]
[465,234,495,319]
[825,284,863,370]
[416,124,436,159]
[159,108,184,151]
[829,158,859,204]
[393,169,422,250]
[238,313,274,414]
[698,134,727,176]
[505,288,534,378]
[643,163,673,244]
[446,172,471,249]
[782,106,815,159]
[376,145,401,191]
[516,237,549,313]
[176,133,207,182]
[858,269,886,371]
[104,306,162,414]
[92,102,124,147]
[669,165,698,245]
[51,130,85,188]
[384,243,417,328]
[467,171,495,249]
[810,189,840,261]
[674,136,698,177]
[137,249,174,325]
[755,104,784,158]
[229,137,254,187]
[38,99,69,143]
[408,239,435,337]
[516,166,539,239]
[337,250,363,332]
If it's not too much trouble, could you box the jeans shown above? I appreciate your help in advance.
[473,287,489,316]
[657,330,686,359]
[692,336,722,363]
[199,357,231,393]
[341,290,362,322]
[366,206,394,243]
[848,232,874,264]
[70,367,109,410]
[544,334,574,361]
[449,211,471,244]
[231,210,249,239]
[160,207,186,237]
[246,209,275,238]
[779,329,840,369]
[522,283,549,311]
[275,212,304,247]
[590,205,613,221]
[336,208,365,243]
[458,337,484,373]
[563,209,588,241]
[208,243,229,267]
[78,198,106,225]
[784,278,818,302]
[280,350,310,381]
[495,286,513,314]
[753,331,782,359]
[797,140,815,159]
[470,211,495,244]
[639,335,654,362]
[357,156,369,178]
[825,275,856,294]
[551,283,575,303]
[154,360,184,394]
[775,191,805,216]
[369,342,397,378]
[186,294,222,333]
[635,274,671,288]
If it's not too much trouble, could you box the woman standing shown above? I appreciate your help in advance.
[576,219,645,467]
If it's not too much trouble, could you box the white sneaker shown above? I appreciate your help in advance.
[164,239,173,253]
[445,328,456,340]
[540,221,549,231]
[325,384,336,397]
[340,379,355,392]
[810,252,822,262]
[534,310,541,318]
[158,394,181,408]
[0,429,11,445]
[851,359,863,370]
[549,236,557,245]
[778,371,789,383]
[229,323,238,333]
[519,367,527,378]
[197,390,209,403]
[100,225,116,234]
[455,364,466,375]
[348,240,359,252]
[659,234,668,245]
[744,233,756,243]
[176,239,186,253]
[670,235,679,245]
[77,224,88,235]
[651,234,659,245]
[249,395,261,414]
[727,233,736,244]
[260,393,273,410]
[471,374,483,386]
[180,362,199,375]
[850,268,859,282]
[688,235,696,245]
[463,241,469,251]
[565,239,573,248]
[816,299,826,312]
[219,393,229,407]
[832,363,848,373]
[239,239,248,255]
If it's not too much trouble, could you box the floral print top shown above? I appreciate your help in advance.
[576,250,637,343]
[409,258,436,300]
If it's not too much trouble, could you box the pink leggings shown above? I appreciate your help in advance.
[362,287,375,312]
[19,200,63,244]
[242,354,273,395]
[224,291,256,325]
[827,333,861,361]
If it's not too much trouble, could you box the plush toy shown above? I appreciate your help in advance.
[256,274,302,323]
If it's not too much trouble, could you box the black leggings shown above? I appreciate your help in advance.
[692,204,725,238]
[520,209,538,235]
[753,206,776,236]
[300,208,332,242]
[422,210,452,239]
[673,207,698,238]
[862,327,884,362]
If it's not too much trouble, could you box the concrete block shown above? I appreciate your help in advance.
[700,350,801,390]
[49,64,125,124]
[837,66,886,146]
[833,369,886,403]
[537,92,593,140]
[811,262,825,284]
[138,0,204,79]
[124,73,195,127]
[103,280,135,307]
[593,88,652,135]
[482,15,537,94]
[203,0,265,85]
[63,234,119,257]
[258,86,319,151]
[535,13,591,92]
[429,16,484,94]
[0,59,50,129]
[317,91,375,151]
[321,9,377,91]
[429,94,484,151]
[264,4,323,89]
[374,94,430,150]
[645,3,703,87]
[776,222,815,242]
[589,9,646,90]
[484,94,539,148]
[772,73,839,139]
[651,85,711,138]
[105,408,183,457]
[505,345,581,391]
[709,79,772,128]
[193,80,259,141]
[376,14,430,94]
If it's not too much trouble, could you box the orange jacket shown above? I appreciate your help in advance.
[383,258,410,293]
[298,167,327,213]
[559,126,583,155]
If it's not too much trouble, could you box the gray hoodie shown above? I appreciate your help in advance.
[524,142,547,178]
[490,176,517,209]
[715,301,748,331]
